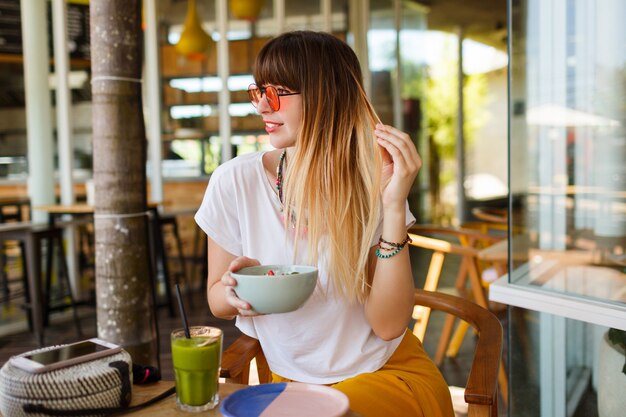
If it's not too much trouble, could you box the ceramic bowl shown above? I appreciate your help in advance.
[231,265,318,314]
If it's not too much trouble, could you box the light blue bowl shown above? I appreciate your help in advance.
[231,265,318,314]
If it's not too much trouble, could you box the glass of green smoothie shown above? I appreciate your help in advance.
[171,326,223,412]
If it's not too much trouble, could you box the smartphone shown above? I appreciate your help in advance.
[10,338,123,374]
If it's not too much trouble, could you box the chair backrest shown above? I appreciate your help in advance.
[471,206,508,224]
[408,225,506,298]
[220,333,270,385]
[407,227,495,340]
[413,289,502,417]
[408,226,509,410]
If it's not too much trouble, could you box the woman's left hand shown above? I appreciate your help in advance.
[374,123,422,208]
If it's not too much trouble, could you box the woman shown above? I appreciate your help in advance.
[195,31,453,417]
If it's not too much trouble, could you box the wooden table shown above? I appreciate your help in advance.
[129,381,360,416]
[34,203,94,216]
[476,234,535,277]
[34,204,95,230]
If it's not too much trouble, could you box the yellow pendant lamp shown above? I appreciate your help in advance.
[176,0,213,61]
[229,0,265,22]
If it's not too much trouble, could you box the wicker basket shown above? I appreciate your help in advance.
[0,345,132,417]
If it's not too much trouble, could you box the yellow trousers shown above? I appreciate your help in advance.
[272,330,454,417]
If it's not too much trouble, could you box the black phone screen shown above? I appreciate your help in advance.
[25,341,109,365]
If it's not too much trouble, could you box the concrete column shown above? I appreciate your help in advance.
[393,0,403,130]
[51,0,74,205]
[455,26,466,225]
[275,0,285,33]
[21,0,55,223]
[348,0,370,97]
[217,0,232,162]
[144,0,164,204]
[52,0,79,296]
[321,0,332,32]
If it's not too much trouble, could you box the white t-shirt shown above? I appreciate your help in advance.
[195,151,416,384]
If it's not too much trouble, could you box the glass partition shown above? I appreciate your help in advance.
[507,1,626,415]
[509,0,626,305]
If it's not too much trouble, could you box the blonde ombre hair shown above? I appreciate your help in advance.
[254,31,382,303]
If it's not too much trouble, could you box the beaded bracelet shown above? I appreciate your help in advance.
[378,235,412,249]
[375,235,412,259]
[376,247,403,258]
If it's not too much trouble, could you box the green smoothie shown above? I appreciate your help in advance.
[171,327,222,411]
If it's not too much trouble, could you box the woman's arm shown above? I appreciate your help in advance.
[206,237,260,319]
[364,124,421,340]
[364,210,415,340]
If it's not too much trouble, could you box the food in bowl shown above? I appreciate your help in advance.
[230,265,318,314]
[266,269,299,276]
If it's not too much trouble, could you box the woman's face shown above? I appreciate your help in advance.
[256,84,302,149]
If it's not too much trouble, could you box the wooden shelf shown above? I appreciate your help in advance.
[163,87,250,107]
[160,37,269,78]
[0,53,90,68]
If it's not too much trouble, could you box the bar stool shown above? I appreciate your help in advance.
[192,225,207,292]
[159,213,187,286]
[147,209,189,317]
[0,198,30,304]
[0,240,25,305]
[0,198,30,223]
[0,222,82,345]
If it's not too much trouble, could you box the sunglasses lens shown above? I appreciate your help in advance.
[265,86,280,111]
[248,86,261,107]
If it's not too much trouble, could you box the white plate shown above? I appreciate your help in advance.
[220,382,350,417]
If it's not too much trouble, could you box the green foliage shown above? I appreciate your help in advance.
[402,60,426,99]
[423,56,490,160]
[402,37,490,160]
[400,36,491,223]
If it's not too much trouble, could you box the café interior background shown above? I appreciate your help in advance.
[0,1,624,417]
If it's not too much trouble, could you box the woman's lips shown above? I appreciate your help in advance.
[264,121,282,133]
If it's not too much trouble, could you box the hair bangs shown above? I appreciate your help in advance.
[254,34,305,92]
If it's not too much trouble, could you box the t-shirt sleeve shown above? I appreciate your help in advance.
[194,166,243,256]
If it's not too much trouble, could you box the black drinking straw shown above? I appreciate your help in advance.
[175,284,191,338]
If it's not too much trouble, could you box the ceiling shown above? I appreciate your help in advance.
[416,0,507,48]
[159,0,507,49]
[0,0,507,108]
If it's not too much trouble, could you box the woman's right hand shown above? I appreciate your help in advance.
[221,256,262,317]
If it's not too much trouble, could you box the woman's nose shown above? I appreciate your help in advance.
[256,94,273,113]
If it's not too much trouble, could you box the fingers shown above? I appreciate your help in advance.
[228,256,261,272]
[374,124,422,172]
[222,275,258,316]
[223,283,249,310]
[223,256,261,317]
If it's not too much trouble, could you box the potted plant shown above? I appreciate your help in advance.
[597,328,626,417]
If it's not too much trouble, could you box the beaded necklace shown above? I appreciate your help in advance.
[275,149,305,232]
[275,149,286,206]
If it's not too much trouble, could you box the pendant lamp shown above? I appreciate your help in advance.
[175,0,213,61]
[229,0,265,22]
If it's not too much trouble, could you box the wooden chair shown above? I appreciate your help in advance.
[407,226,509,405]
[220,289,502,417]
[471,206,508,225]
[406,227,503,349]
